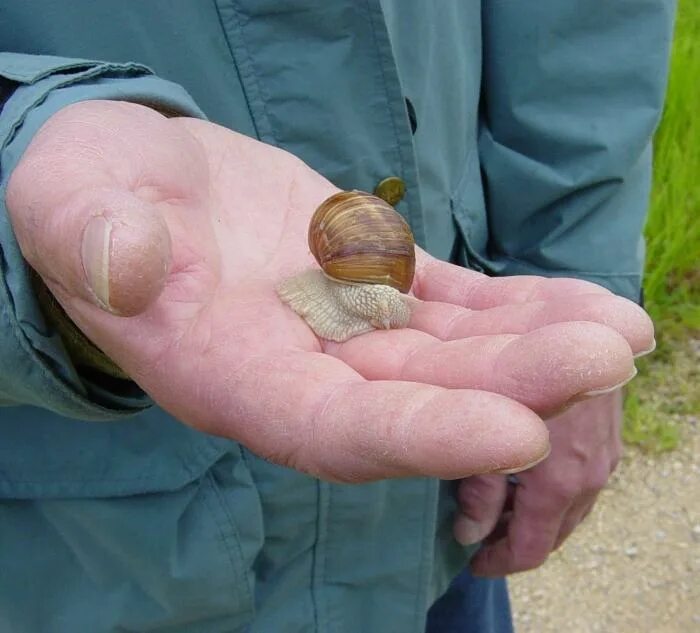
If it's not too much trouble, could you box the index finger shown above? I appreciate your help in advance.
[414,250,611,309]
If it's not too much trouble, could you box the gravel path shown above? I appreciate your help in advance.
[509,403,699,632]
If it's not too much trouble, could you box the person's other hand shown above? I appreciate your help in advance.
[6,100,653,483]
[453,389,626,575]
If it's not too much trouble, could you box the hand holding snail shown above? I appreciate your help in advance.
[9,102,652,483]
[277,190,417,341]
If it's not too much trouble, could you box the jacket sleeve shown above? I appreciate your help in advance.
[477,0,675,301]
[0,52,206,420]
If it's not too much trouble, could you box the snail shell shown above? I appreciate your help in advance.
[277,190,417,342]
[308,190,415,293]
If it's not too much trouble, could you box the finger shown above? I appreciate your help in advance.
[552,432,620,550]
[470,483,570,577]
[453,475,508,546]
[8,186,172,316]
[5,101,200,316]
[164,350,550,483]
[409,293,655,358]
[326,322,635,417]
[414,250,611,308]
[553,493,598,551]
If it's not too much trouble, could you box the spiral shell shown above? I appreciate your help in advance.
[308,190,415,293]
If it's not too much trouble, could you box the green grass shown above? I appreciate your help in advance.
[643,0,700,330]
[623,0,699,452]
[623,339,698,451]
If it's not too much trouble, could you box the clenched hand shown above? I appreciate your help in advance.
[454,389,628,575]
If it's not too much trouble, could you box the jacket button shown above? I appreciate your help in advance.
[374,176,406,206]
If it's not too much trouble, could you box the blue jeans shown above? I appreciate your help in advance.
[426,568,514,633]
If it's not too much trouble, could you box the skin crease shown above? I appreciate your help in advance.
[7,102,654,552]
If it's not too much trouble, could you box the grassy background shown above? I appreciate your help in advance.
[623,0,699,451]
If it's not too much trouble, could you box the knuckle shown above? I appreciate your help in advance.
[457,476,503,509]
[510,530,555,572]
[549,480,579,504]
[580,462,613,494]
[586,471,611,493]
[549,480,595,503]
[548,465,609,501]
[513,547,549,572]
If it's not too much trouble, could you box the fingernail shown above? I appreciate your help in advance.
[576,367,638,401]
[81,215,112,310]
[492,444,551,475]
[454,514,485,546]
[633,339,656,359]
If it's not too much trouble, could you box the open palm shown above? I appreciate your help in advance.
[8,101,654,482]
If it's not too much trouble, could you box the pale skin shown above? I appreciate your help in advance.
[7,101,654,573]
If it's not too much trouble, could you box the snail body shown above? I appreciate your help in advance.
[277,190,416,342]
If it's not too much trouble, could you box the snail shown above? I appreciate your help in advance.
[276,190,417,342]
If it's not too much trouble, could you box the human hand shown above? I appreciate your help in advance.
[453,389,626,576]
[6,100,653,483]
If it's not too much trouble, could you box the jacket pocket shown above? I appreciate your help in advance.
[0,450,263,633]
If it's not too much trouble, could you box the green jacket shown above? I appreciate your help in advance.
[0,2,674,631]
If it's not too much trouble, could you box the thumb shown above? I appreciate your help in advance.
[453,474,509,546]
[8,184,171,317]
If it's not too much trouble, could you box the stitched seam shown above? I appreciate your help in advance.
[221,1,276,143]
[495,255,642,278]
[211,1,263,142]
[414,479,437,632]
[2,474,179,485]
[450,149,481,204]
[0,64,152,152]
[363,0,404,180]
[311,479,329,632]
[0,59,152,84]
[362,0,426,247]
[0,447,222,486]
[204,467,256,620]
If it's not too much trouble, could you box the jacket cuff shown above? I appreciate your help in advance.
[0,53,206,420]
